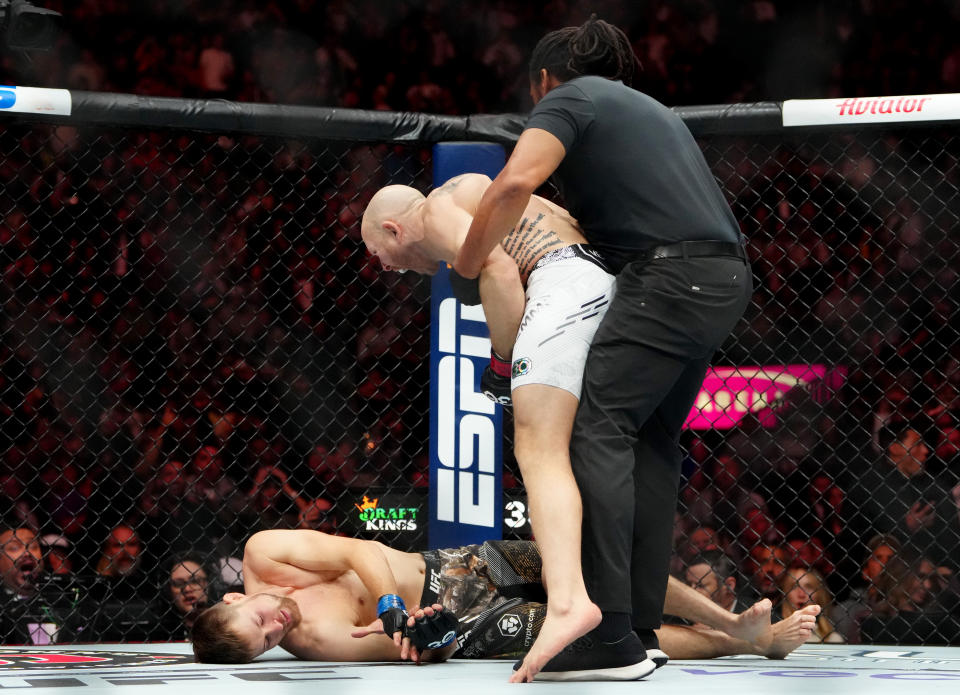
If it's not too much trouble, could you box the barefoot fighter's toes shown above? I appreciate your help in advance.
[506,600,601,682]
[764,604,821,659]
[729,598,773,651]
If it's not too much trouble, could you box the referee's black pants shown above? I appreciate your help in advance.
[570,254,752,631]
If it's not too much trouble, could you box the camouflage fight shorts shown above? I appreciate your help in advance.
[419,540,548,659]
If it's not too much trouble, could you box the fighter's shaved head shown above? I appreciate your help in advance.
[361,185,425,247]
[361,184,440,275]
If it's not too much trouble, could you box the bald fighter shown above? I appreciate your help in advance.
[362,174,620,677]
[192,529,818,665]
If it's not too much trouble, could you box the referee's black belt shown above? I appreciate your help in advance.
[633,240,747,261]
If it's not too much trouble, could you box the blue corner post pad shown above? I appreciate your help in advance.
[428,142,507,551]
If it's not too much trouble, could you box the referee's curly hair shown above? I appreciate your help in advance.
[528,14,641,86]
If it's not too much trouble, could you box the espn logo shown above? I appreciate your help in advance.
[435,299,496,528]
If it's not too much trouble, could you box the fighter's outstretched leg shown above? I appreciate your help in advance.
[655,603,819,660]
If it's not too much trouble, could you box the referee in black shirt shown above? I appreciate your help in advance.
[455,16,752,682]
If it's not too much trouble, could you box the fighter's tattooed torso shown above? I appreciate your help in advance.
[501,207,577,284]
[425,174,588,285]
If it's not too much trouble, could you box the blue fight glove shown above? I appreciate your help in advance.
[377,594,408,641]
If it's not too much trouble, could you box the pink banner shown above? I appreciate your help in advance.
[683,365,847,430]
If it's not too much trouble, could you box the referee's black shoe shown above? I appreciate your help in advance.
[517,630,657,681]
[636,627,669,668]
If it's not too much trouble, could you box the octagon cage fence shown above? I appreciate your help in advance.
[0,90,958,647]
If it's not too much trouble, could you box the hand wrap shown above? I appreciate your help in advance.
[377,594,408,637]
[449,268,481,306]
[481,351,512,406]
[407,608,458,651]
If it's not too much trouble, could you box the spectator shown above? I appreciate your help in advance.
[197,33,236,94]
[0,518,46,644]
[745,543,787,602]
[672,522,737,577]
[681,449,756,535]
[1,521,42,600]
[787,472,860,588]
[778,567,844,644]
[848,420,960,567]
[860,555,960,645]
[89,523,162,640]
[39,534,73,576]
[246,465,308,530]
[92,523,149,601]
[783,537,834,580]
[156,552,212,640]
[297,497,337,534]
[138,461,224,563]
[187,444,246,542]
[683,549,757,614]
[737,492,787,549]
[833,533,902,643]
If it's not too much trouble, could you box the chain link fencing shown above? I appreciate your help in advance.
[0,112,958,645]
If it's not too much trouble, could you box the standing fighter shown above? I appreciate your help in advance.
[453,16,752,681]
[362,172,617,677]
[191,529,819,665]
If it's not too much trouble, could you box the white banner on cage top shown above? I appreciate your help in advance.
[0,85,72,116]
[783,93,960,127]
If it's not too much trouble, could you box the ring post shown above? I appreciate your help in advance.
[429,142,506,550]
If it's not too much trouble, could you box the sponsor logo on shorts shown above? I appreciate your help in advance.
[354,495,419,531]
[426,630,457,649]
[511,358,531,378]
[518,302,543,334]
[456,629,473,653]
[498,614,522,637]
[524,607,537,647]
[429,569,442,595]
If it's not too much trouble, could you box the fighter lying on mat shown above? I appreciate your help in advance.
[191,529,818,664]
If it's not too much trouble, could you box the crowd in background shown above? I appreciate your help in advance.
[0,0,959,645]
[7,1,960,112]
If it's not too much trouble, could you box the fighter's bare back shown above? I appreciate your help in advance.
[425,173,587,284]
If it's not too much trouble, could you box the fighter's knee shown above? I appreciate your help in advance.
[513,428,563,462]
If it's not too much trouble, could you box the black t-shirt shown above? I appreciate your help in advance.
[525,76,740,272]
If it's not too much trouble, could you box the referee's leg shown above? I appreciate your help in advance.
[570,343,691,614]
[629,355,711,632]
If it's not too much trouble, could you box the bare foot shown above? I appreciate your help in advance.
[726,598,772,651]
[508,599,601,683]
[763,605,820,659]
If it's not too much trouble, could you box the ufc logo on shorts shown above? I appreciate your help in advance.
[429,569,442,595]
[435,299,496,528]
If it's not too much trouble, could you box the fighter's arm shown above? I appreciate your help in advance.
[286,618,413,662]
[244,530,403,608]
[479,246,525,359]
[453,128,566,279]
[425,179,525,359]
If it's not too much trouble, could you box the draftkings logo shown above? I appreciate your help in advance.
[0,650,191,670]
[354,495,419,531]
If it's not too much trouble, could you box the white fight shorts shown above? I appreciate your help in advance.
[511,245,616,400]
